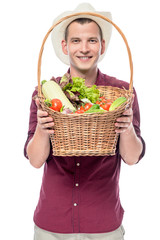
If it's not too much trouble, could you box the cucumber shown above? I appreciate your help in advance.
[109,97,127,111]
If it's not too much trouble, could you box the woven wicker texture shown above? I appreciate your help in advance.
[37,12,133,156]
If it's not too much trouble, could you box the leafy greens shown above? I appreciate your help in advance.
[61,76,100,104]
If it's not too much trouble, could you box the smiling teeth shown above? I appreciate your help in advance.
[79,57,90,59]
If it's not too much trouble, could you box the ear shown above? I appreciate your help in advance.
[101,39,105,55]
[61,40,68,55]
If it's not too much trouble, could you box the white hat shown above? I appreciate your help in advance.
[51,3,112,65]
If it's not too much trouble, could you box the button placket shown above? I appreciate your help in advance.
[72,159,81,232]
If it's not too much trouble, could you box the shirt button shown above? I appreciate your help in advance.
[74,203,78,206]
[75,183,79,187]
[76,163,80,166]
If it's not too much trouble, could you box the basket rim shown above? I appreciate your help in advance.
[39,85,132,116]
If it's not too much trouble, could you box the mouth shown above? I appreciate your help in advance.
[77,56,92,61]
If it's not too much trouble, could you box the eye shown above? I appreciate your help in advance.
[71,38,80,43]
[89,39,98,43]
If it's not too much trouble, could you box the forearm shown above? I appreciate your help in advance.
[119,123,143,165]
[27,125,51,168]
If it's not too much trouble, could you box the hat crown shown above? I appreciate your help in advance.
[75,3,95,12]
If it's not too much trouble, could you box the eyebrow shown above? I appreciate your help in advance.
[70,37,99,41]
[70,37,80,41]
[88,37,99,40]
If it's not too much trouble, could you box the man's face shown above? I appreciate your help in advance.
[61,21,105,74]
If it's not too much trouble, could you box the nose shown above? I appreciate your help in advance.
[80,41,90,54]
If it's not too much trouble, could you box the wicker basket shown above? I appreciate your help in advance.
[37,12,133,156]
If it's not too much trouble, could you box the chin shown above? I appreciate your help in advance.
[77,63,97,72]
[77,67,91,74]
[71,59,98,74]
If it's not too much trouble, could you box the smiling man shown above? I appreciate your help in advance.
[24,3,145,240]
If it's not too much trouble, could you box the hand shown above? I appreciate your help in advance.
[35,98,54,134]
[115,94,134,134]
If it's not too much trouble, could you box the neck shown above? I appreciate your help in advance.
[70,67,98,86]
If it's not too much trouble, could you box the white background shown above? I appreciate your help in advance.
[0,0,160,239]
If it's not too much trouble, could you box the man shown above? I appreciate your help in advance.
[24,3,145,240]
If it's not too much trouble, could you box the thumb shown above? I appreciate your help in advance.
[130,94,135,107]
[35,97,42,109]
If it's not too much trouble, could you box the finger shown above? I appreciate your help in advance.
[116,116,132,123]
[115,121,130,128]
[115,121,132,133]
[39,116,54,125]
[38,115,54,134]
[37,109,48,118]
[116,109,133,122]
[36,98,49,118]
[41,121,55,129]
[130,94,135,107]
[115,127,128,133]
[35,98,41,109]
[121,108,133,116]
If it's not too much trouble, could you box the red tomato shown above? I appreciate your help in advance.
[99,96,106,100]
[84,103,92,111]
[106,99,112,103]
[75,109,84,114]
[101,102,112,111]
[96,96,107,105]
[101,98,107,104]
[80,105,85,111]
[100,96,113,103]
[50,99,63,112]
[96,100,101,105]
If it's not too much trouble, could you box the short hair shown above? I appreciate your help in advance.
[64,18,103,41]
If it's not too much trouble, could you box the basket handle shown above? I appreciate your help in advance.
[38,12,133,96]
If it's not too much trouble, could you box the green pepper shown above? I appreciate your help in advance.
[88,104,100,111]
[44,99,52,107]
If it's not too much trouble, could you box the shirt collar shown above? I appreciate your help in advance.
[67,68,104,86]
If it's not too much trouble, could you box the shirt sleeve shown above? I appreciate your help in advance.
[131,88,146,161]
[24,89,38,159]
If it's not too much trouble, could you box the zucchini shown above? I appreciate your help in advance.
[42,80,76,111]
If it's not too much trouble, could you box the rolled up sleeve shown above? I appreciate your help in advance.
[132,88,146,161]
[24,89,38,159]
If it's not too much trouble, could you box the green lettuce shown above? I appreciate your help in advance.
[84,85,100,103]
[63,77,100,103]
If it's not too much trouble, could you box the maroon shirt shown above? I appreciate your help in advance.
[24,69,145,234]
